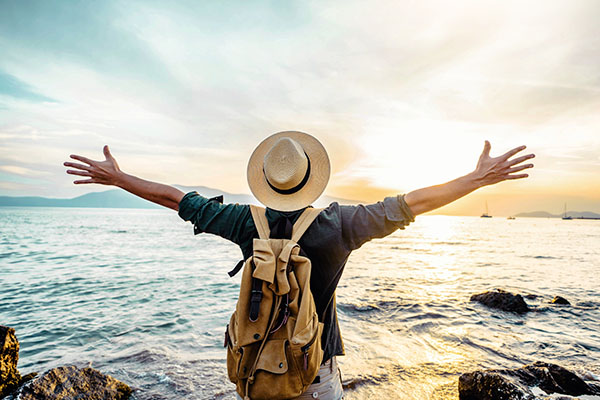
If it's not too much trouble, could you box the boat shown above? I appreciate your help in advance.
[562,203,572,220]
[507,216,516,220]
[481,201,492,218]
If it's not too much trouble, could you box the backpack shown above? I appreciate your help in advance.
[224,205,324,400]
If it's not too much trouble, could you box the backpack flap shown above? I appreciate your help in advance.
[255,339,288,374]
[251,239,277,285]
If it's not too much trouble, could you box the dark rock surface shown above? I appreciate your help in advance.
[17,365,132,400]
[459,361,600,400]
[470,289,530,313]
[0,326,21,398]
[551,296,571,305]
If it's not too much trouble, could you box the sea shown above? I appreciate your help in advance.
[1,207,599,399]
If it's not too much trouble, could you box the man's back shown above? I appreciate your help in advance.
[177,191,415,362]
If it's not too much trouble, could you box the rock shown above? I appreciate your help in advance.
[17,365,132,400]
[458,361,600,400]
[551,296,571,305]
[0,326,22,398]
[470,289,530,313]
[459,371,526,400]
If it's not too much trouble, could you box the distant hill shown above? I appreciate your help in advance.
[515,211,600,218]
[0,185,361,209]
[0,190,163,209]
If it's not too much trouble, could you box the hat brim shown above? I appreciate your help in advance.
[247,131,330,211]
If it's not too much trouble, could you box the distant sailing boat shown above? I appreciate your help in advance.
[562,203,572,220]
[507,215,516,220]
[481,201,492,218]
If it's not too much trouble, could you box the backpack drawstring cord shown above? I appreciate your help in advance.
[244,295,283,399]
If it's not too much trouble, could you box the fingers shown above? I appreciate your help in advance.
[103,145,114,161]
[63,161,91,171]
[74,178,99,184]
[66,169,92,177]
[508,163,534,173]
[482,140,491,157]
[499,145,527,161]
[70,154,95,165]
[506,153,535,167]
[505,173,528,180]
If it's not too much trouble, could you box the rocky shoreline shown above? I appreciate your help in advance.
[459,362,600,400]
[2,288,598,399]
[461,289,600,399]
[0,326,131,400]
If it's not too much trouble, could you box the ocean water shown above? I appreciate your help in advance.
[1,207,599,399]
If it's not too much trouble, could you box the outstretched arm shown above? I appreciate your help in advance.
[64,145,185,211]
[404,141,535,216]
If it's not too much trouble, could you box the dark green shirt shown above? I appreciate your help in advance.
[178,192,415,362]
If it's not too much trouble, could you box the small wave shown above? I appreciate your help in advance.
[403,312,447,321]
[110,230,128,233]
[577,301,600,309]
[338,302,380,313]
[521,255,560,260]
[583,371,600,382]
[342,372,389,390]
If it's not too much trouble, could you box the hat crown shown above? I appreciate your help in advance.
[263,138,308,191]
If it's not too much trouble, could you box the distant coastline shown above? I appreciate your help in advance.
[0,185,360,210]
[515,210,600,219]
[1,187,599,218]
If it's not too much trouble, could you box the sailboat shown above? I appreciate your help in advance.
[562,203,572,220]
[481,201,492,218]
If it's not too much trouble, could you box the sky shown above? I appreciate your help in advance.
[1,0,599,216]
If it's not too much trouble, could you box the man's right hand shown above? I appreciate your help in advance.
[64,145,122,186]
[64,145,184,210]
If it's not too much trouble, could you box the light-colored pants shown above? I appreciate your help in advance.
[235,356,344,400]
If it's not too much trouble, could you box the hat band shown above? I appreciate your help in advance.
[264,153,311,195]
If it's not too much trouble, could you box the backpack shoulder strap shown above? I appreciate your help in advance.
[249,205,270,239]
[291,207,323,242]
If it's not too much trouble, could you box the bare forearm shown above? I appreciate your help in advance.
[405,173,480,215]
[404,141,534,216]
[115,172,185,211]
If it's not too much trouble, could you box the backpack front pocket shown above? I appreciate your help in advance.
[290,319,324,387]
[247,339,304,399]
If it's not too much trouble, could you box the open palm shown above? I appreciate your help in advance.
[64,145,121,185]
[474,141,535,187]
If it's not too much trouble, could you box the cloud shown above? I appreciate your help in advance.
[0,165,51,176]
[0,70,56,102]
[0,0,598,207]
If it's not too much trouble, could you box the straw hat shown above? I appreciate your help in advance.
[247,131,330,211]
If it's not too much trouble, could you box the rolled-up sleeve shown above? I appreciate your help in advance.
[178,191,252,245]
[340,194,415,251]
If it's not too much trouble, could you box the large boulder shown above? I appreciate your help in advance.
[0,326,21,398]
[16,365,132,400]
[459,361,600,400]
[470,289,530,313]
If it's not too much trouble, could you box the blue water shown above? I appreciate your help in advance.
[1,207,599,399]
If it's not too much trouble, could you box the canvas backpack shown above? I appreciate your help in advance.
[224,205,324,400]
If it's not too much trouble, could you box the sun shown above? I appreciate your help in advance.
[353,119,484,193]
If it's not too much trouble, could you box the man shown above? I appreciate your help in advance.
[64,131,534,399]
